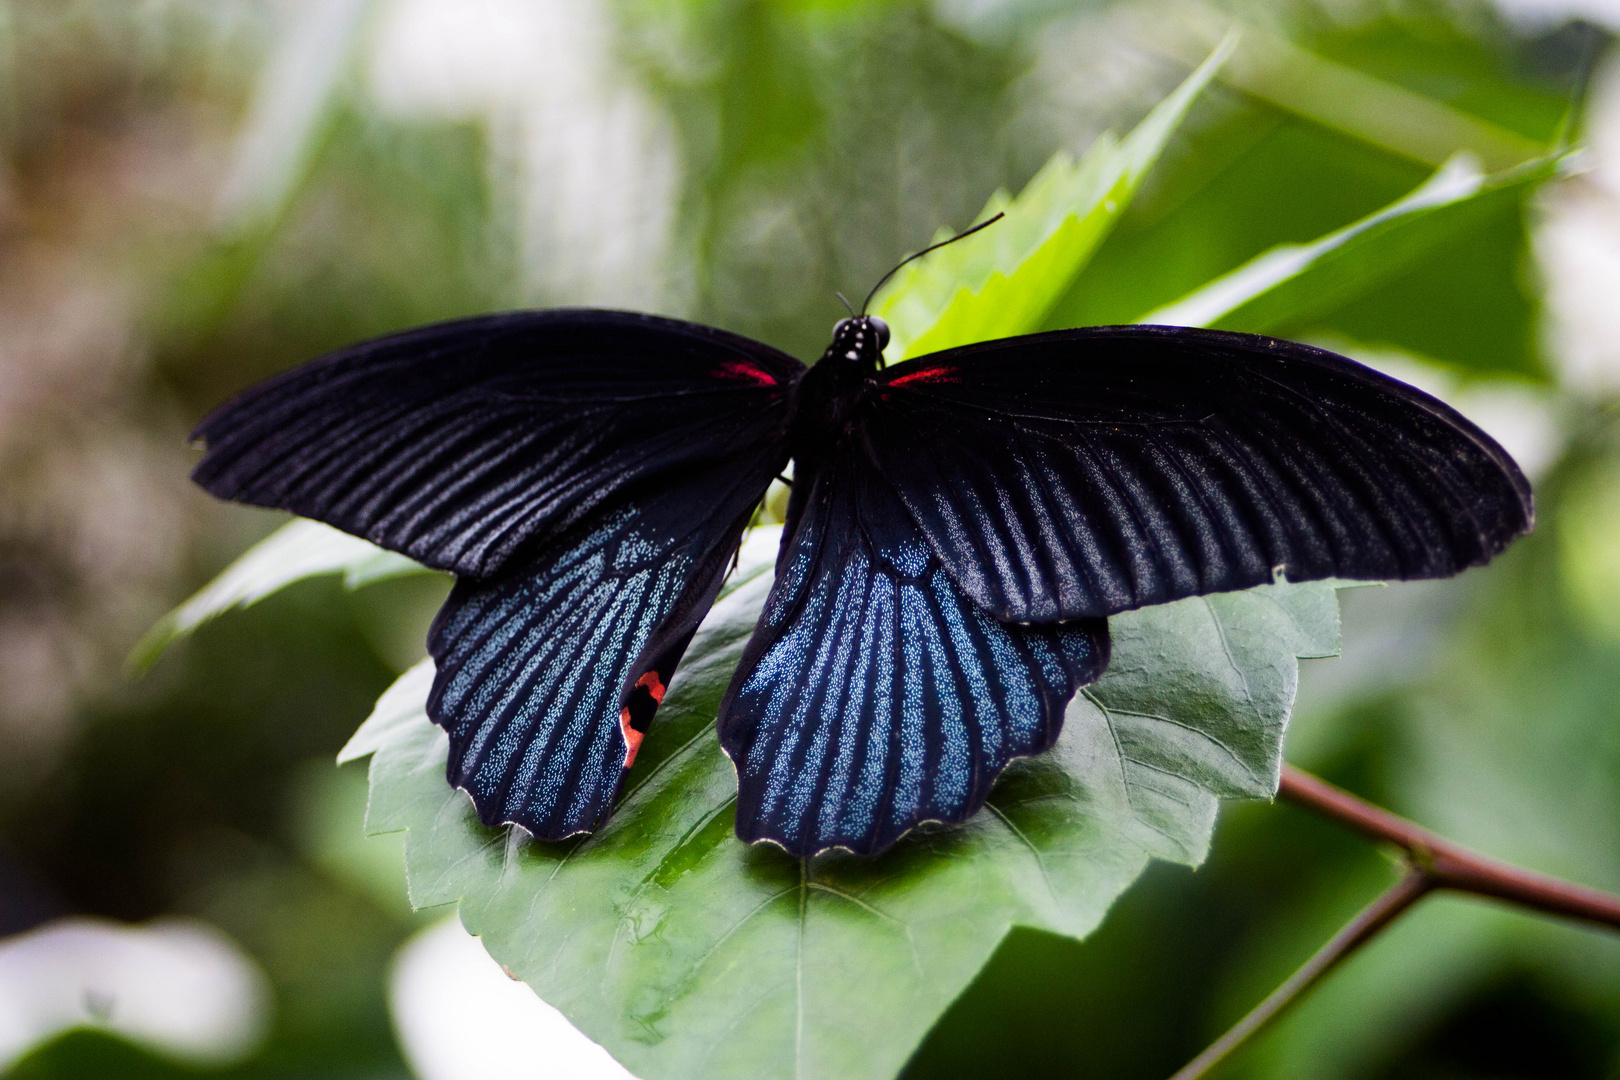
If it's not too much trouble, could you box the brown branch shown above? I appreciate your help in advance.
[1169,766,1620,1080]
[1168,867,1432,1080]
[1279,765,1620,929]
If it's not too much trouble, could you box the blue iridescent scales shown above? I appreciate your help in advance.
[428,505,698,838]
[720,458,1106,854]
[188,310,1532,857]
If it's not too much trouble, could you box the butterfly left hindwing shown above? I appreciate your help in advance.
[429,480,751,838]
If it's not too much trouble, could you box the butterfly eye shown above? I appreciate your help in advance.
[832,318,852,339]
[869,316,890,350]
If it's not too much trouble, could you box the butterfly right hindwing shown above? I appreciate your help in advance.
[719,443,1108,857]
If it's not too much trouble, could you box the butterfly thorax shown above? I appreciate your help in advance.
[786,315,888,468]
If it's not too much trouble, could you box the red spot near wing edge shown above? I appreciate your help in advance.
[636,670,667,703]
[887,366,958,388]
[620,670,667,768]
[714,360,777,386]
[620,708,645,769]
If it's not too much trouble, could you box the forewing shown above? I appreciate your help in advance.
[871,325,1534,622]
[428,461,768,839]
[718,451,1108,857]
[191,309,802,578]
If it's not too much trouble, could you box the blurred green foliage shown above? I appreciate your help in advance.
[1,0,1617,1078]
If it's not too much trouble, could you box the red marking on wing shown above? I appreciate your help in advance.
[713,360,777,386]
[887,366,958,388]
[636,670,667,703]
[620,707,645,769]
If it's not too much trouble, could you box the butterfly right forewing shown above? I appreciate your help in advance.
[868,325,1533,624]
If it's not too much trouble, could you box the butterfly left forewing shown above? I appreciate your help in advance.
[191,309,803,578]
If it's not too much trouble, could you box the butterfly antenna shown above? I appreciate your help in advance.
[835,291,856,318]
[860,211,1005,315]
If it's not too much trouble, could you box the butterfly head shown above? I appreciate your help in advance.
[825,315,890,371]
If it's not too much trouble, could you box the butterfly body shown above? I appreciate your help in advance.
[190,308,1531,857]
[783,315,888,464]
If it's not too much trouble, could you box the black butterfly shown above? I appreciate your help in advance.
[190,301,1531,856]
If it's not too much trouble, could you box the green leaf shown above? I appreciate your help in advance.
[353,528,1342,1080]
[130,518,435,672]
[337,657,437,766]
[1160,15,1547,172]
[868,36,1235,362]
[1142,152,1567,334]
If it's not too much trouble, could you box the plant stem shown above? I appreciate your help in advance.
[1167,867,1431,1080]
[1279,765,1620,929]
[1169,765,1620,1080]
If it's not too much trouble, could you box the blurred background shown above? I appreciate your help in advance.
[0,0,1617,1076]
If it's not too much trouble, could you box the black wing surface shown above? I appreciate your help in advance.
[191,309,804,578]
[718,447,1108,857]
[867,325,1533,623]
[428,464,769,838]
[192,308,802,838]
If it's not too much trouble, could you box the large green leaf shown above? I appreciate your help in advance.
[867,37,1234,362]
[1142,152,1567,336]
[350,529,1342,1080]
[130,518,434,672]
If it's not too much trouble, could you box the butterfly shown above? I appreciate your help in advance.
[189,260,1532,857]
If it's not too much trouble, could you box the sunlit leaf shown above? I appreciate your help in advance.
[869,36,1235,362]
[1158,12,1546,171]
[338,658,437,766]
[353,528,1342,1080]
[1048,112,1430,332]
[131,518,434,672]
[1143,152,1567,335]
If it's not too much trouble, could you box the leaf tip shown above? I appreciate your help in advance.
[124,620,177,678]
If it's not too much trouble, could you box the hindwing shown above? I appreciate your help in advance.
[719,447,1108,857]
[429,463,774,838]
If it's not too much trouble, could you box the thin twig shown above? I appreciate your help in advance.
[1168,867,1432,1080]
[1279,765,1620,930]
[1169,765,1620,1080]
